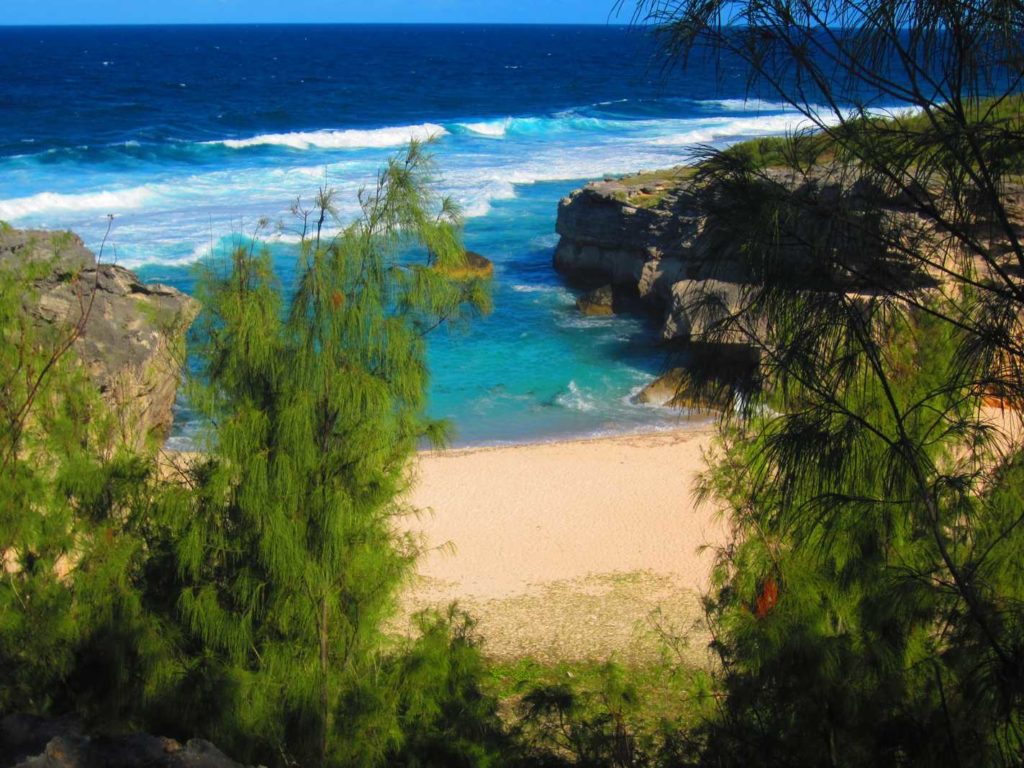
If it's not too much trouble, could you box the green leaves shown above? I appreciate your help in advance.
[633,4,1024,758]
[169,143,491,766]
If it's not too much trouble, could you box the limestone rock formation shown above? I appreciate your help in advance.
[634,341,762,411]
[0,227,198,451]
[554,172,748,342]
[633,368,705,410]
[553,167,955,345]
[662,279,754,344]
[552,165,991,412]
[463,250,495,278]
[553,168,949,408]
[573,283,649,317]
[554,174,705,292]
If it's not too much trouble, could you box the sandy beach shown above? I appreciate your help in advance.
[399,425,727,663]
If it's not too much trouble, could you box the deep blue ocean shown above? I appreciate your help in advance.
[0,25,834,446]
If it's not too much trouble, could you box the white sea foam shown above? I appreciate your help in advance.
[462,199,493,218]
[215,123,448,150]
[648,112,840,146]
[510,283,569,295]
[13,103,870,271]
[557,313,619,331]
[459,119,512,138]
[554,380,597,412]
[459,114,630,139]
[446,176,517,219]
[530,233,561,249]
[0,186,157,220]
[267,232,308,245]
[118,250,202,270]
[188,242,212,261]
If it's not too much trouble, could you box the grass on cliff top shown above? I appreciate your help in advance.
[723,132,834,170]
[608,166,697,208]
[610,95,1024,202]
[723,94,1024,172]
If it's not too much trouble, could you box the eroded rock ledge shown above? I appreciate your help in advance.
[0,227,198,450]
[554,170,753,345]
[553,173,758,406]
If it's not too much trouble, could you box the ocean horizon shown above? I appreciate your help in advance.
[0,24,852,447]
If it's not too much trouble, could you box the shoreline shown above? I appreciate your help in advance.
[424,413,715,456]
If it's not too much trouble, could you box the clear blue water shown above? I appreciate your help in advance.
[0,24,833,446]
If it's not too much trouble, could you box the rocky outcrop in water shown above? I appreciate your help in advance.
[0,227,198,451]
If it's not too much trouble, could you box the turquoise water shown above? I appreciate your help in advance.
[0,25,832,446]
[136,179,688,447]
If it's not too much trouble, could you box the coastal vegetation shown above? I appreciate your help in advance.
[4,2,1024,767]
[157,141,493,765]
[614,0,1024,765]
[0,144,510,767]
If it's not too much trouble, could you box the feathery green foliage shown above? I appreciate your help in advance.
[0,146,532,768]
[619,1,1024,765]
[690,310,1024,766]
[160,141,491,766]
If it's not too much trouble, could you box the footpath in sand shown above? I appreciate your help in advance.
[399,426,727,665]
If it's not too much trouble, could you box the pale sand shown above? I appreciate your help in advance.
[398,426,727,663]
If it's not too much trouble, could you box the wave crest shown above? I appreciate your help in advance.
[215,123,448,150]
[458,119,512,138]
[554,380,597,412]
[648,113,837,147]
[0,186,156,220]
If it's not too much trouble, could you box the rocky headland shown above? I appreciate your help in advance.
[0,227,197,451]
[553,167,773,406]
[553,164,1024,406]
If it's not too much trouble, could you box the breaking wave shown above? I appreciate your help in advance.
[0,186,157,219]
[213,123,448,150]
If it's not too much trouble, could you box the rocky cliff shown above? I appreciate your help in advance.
[554,165,1024,344]
[554,170,753,346]
[552,165,1015,406]
[0,227,197,451]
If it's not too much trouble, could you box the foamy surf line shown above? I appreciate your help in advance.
[0,186,158,220]
[696,98,810,113]
[211,123,448,150]
[428,420,708,452]
[648,112,841,146]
